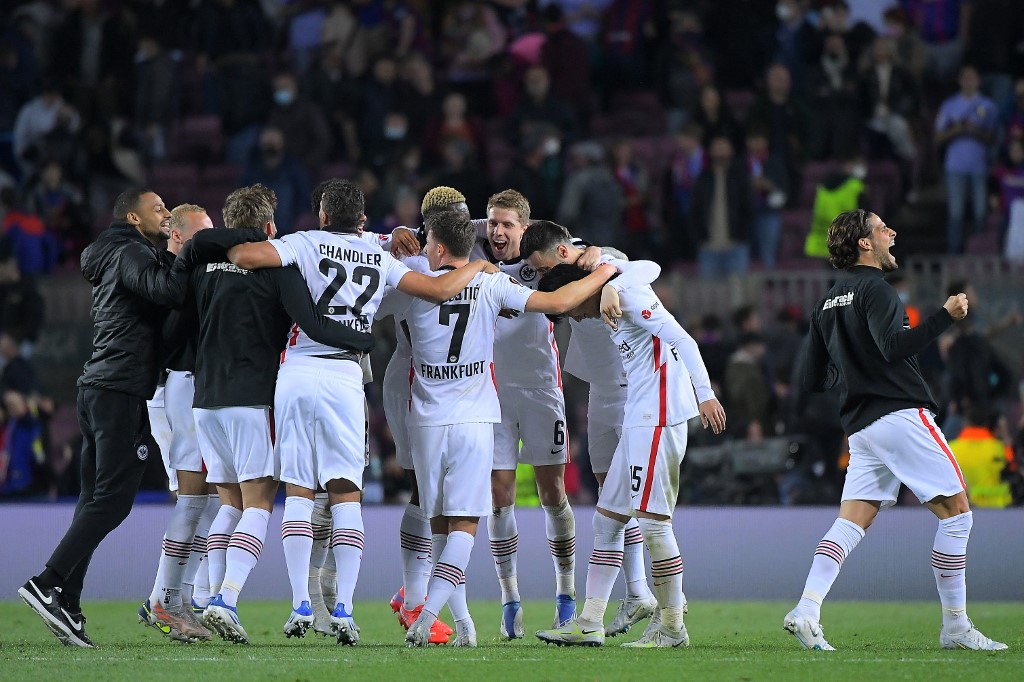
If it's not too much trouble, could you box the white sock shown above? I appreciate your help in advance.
[580,511,625,625]
[639,517,685,632]
[622,516,653,599]
[309,493,332,607]
[150,494,206,607]
[400,503,433,609]
[431,532,469,622]
[933,511,972,634]
[423,531,474,622]
[544,497,576,597]
[488,504,520,603]
[282,496,315,609]
[221,507,270,607]
[206,504,242,596]
[796,518,865,621]
[330,502,364,614]
[184,494,219,607]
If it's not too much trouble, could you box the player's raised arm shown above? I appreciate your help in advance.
[861,278,957,362]
[524,263,617,314]
[396,259,498,304]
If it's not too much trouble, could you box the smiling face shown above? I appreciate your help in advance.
[128,192,171,243]
[487,206,526,261]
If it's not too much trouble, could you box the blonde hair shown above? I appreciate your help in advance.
[486,189,530,224]
[168,203,207,234]
[222,184,277,230]
[421,186,466,216]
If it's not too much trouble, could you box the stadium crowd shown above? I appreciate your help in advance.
[0,0,1022,507]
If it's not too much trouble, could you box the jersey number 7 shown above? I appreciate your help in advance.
[439,303,469,363]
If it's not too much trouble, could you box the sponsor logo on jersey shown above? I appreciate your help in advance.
[137,444,149,461]
[518,264,537,282]
[617,340,635,360]
[642,309,652,319]
[822,292,855,310]
[206,262,249,274]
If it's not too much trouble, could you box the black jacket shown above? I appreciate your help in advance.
[77,222,191,398]
[689,161,755,246]
[798,265,953,434]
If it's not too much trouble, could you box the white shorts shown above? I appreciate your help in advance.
[147,386,177,492]
[193,406,275,484]
[844,408,966,509]
[493,385,568,469]
[600,422,687,518]
[412,423,493,518]
[276,358,366,490]
[383,352,414,470]
[164,371,203,473]
[587,383,627,474]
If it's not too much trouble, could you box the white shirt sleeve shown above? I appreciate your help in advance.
[384,252,413,287]
[624,288,715,403]
[376,286,413,319]
[492,273,533,312]
[402,255,431,274]
[269,232,305,267]
[604,258,661,292]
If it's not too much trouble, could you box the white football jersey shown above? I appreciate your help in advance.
[491,258,562,388]
[611,284,715,427]
[271,230,410,360]
[380,269,533,427]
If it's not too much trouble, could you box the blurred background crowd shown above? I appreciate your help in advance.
[0,0,1022,508]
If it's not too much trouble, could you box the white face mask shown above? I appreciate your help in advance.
[776,3,794,21]
[543,138,561,156]
[850,163,868,180]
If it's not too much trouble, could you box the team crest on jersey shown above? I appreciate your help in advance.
[642,309,652,319]
[136,444,149,461]
[518,264,537,282]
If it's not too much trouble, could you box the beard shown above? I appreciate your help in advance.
[878,251,898,272]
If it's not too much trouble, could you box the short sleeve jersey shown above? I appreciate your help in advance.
[271,230,410,359]
[492,259,561,388]
[387,269,533,426]
[613,285,702,427]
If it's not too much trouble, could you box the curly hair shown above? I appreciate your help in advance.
[421,186,467,216]
[321,179,365,233]
[486,189,531,224]
[222,184,277,229]
[826,209,873,270]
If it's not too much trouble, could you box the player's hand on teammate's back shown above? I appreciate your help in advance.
[698,398,727,434]
[390,227,421,258]
[576,246,603,271]
[600,285,621,329]
[498,308,520,319]
[943,293,969,321]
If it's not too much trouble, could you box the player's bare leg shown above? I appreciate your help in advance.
[327,478,363,645]
[407,516,478,648]
[536,464,577,627]
[281,483,316,638]
[489,469,523,639]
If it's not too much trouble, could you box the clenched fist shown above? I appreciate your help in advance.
[943,293,969,321]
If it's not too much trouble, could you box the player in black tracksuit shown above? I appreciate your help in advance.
[784,209,1005,652]
[19,190,193,647]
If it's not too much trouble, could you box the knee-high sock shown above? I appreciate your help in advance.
[579,511,625,625]
[221,507,270,607]
[488,505,519,603]
[330,502,364,614]
[423,531,474,622]
[638,518,685,631]
[622,516,653,599]
[932,511,972,634]
[309,493,332,608]
[150,494,207,607]
[184,494,219,607]
[206,504,242,597]
[282,496,315,610]
[400,503,433,609]
[543,497,576,597]
[432,532,471,623]
[795,518,865,621]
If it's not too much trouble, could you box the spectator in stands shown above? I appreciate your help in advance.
[539,4,592,128]
[599,0,656,93]
[662,122,705,260]
[815,0,876,67]
[996,138,1024,259]
[949,407,1015,508]
[217,53,273,164]
[694,84,744,152]
[704,0,776,89]
[725,332,772,441]
[132,34,178,165]
[0,255,44,358]
[0,389,47,497]
[421,91,488,172]
[654,5,715,133]
[241,127,311,236]
[746,125,788,269]
[861,37,920,163]
[284,1,327,73]
[397,52,441,140]
[360,57,403,167]
[747,63,809,200]
[191,0,271,64]
[558,141,623,250]
[881,7,929,83]
[936,64,999,254]
[0,331,37,395]
[0,38,38,148]
[804,156,867,260]
[440,1,505,114]
[902,0,970,83]
[807,32,864,160]
[304,41,361,162]
[25,160,91,264]
[690,135,755,277]
[268,71,334,178]
[431,139,491,219]
[963,0,1021,121]
[548,0,612,49]
[505,65,578,150]
[0,189,56,278]
[501,126,562,224]
[773,0,815,95]
[610,138,654,257]
[887,272,922,328]
[12,81,81,176]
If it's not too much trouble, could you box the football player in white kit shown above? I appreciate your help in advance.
[226,180,498,644]
[534,263,726,648]
[373,210,619,647]
[520,220,663,637]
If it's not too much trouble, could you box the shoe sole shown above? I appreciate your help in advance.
[784,619,833,651]
[205,608,250,644]
[283,616,314,638]
[334,624,360,645]
[18,587,93,648]
[140,607,201,643]
[538,636,603,647]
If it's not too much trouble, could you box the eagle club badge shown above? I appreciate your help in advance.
[519,264,537,282]
[137,444,149,461]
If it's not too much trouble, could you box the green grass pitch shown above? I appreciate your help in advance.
[1,600,1019,681]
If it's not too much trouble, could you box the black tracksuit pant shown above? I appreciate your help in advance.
[44,387,155,606]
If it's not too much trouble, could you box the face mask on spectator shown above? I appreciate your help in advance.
[274,89,295,106]
[776,3,794,21]
[543,138,561,156]
[850,163,868,180]
[261,145,283,161]
[384,124,408,140]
